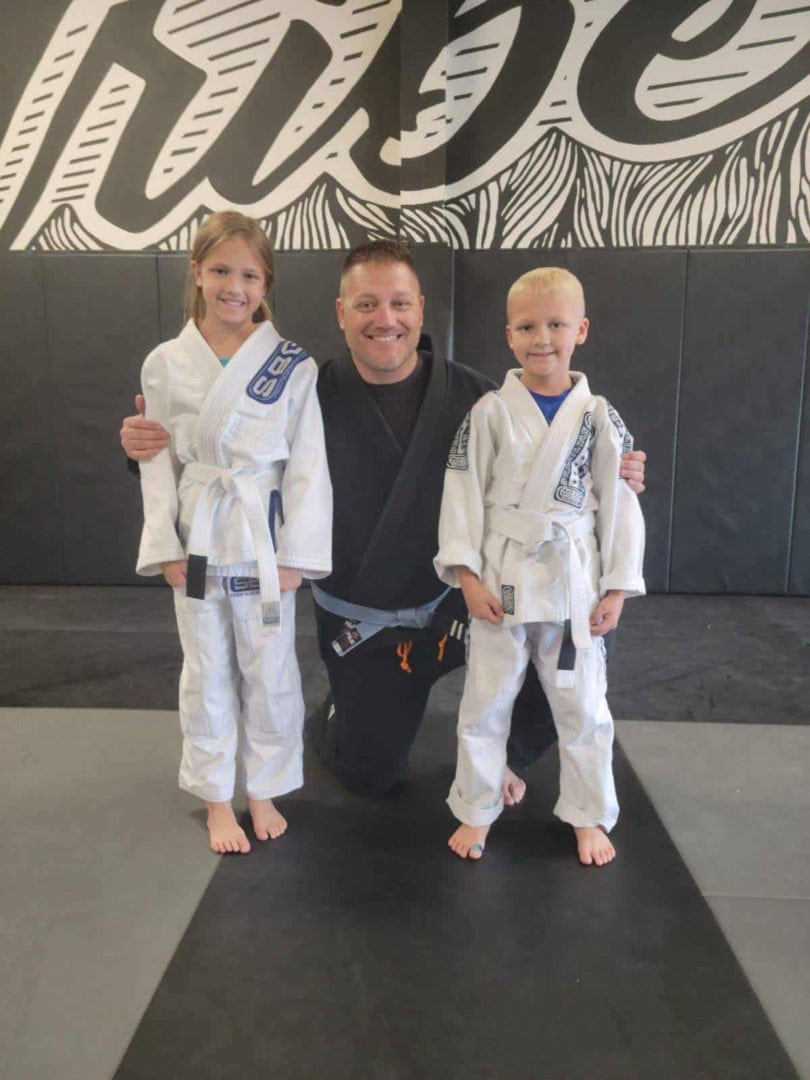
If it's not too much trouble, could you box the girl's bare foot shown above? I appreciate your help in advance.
[248,797,287,841]
[206,801,251,854]
[501,766,526,806]
[448,823,490,860]
[575,825,615,866]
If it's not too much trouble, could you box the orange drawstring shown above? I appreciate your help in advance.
[437,633,448,662]
[397,641,414,673]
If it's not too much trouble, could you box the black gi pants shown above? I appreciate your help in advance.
[309,592,559,798]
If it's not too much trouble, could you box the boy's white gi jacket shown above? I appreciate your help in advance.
[136,321,332,627]
[434,369,644,657]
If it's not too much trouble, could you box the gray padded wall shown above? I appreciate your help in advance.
[670,250,810,594]
[789,307,810,593]
[42,255,161,584]
[0,256,61,582]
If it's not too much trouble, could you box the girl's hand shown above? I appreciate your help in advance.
[278,566,303,592]
[458,567,504,624]
[590,590,625,635]
[162,559,188,588]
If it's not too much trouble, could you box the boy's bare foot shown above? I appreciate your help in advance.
[206,801,251,854]
[449,823,490,860]
[501,766,526,806]
[575,825,615,866]
[248,797,288,841]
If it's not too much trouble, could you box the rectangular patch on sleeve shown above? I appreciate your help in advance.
[501,585,515,615]
[447,413,471,471]
[247,341,309,404]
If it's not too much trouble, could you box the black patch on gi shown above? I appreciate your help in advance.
[447,412,471,471]
[501,584,515,615]
[606,400,633,454]
[555,411,594,509]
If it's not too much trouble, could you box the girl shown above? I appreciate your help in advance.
[136,211,332,854]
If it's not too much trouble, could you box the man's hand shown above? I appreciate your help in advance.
[590,590,625,636]
[162,559,188,588]
[121,394,170,461]
[620,449,646,494]
[278,566,303,592]
[458,567,504,624]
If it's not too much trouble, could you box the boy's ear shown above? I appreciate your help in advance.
[577,317,590,344]
[505,324,513,348]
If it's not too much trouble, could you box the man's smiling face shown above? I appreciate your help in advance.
[336,260,425,385]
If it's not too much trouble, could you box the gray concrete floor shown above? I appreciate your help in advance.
[1,588,808,1078]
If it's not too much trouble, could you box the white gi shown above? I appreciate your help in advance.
[137,320,332,803]
[434,370,644,831]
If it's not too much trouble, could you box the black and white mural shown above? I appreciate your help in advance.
[0,0,808,251]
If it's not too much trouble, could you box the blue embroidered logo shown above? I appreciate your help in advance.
[229,577,260,596]
[247,341,308,404]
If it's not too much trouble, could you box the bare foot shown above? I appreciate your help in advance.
[448,823,490,860]
[248,797,288,841]
[575,825,615,867]
[206,801,251,854]
[501,766,526,806]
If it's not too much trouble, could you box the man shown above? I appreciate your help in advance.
[122,240,645,799]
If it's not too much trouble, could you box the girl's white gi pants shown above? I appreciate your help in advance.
[173,577,303,803]
[448,619,619,831]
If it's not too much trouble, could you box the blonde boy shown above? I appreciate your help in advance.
[434,268,645,865]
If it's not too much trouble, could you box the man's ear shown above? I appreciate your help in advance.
[336,296,345,329]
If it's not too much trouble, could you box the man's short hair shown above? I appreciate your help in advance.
[341,239,417,279]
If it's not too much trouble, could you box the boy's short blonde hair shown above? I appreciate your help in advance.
[506,267,586,319]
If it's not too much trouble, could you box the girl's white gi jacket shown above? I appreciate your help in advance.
[434,370,644,653]
[136,320,332,588]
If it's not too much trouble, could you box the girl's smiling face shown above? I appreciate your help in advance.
[192,235,268,335]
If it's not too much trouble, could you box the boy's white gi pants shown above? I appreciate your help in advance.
[173,578,304,803]
[448,619,619,831]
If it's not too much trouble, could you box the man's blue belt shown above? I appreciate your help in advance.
[311,582,452,656]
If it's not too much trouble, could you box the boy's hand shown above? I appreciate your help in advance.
[162,559,188,588]
[620,449,646,494]
[121,394,170,461]
[458,567,504,624]
[590,590,625,635]
[278,566,303,592]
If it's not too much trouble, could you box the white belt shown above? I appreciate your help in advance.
[185,461,280,634]
[487,506,595,657]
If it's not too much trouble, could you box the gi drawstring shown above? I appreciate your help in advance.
[397,641,414,673]
[437,633,448,662]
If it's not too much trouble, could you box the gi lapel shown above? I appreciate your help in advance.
[512,371,592,512]
[350,352,449,604]
[193,321,281,465]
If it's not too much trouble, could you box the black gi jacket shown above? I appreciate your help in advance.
[317,344,494,612]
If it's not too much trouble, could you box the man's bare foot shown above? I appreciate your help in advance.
[448,823,490,860]
[206,801,251,854]
[248,797,288,841]
[575,825,615,866]
[502,766,526,806]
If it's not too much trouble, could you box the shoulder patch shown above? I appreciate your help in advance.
[606,400,633,454]
[555,411,595,509]
[247,340,309,404]
[447,412,471,471]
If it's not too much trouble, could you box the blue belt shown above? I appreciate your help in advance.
[311,582,451,656]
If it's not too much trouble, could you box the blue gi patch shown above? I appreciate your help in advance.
[229,577,260,596]
[247,341,309,404]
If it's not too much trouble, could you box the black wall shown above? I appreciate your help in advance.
[1,247,808,592]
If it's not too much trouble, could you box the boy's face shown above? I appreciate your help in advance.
[506,285,589,395]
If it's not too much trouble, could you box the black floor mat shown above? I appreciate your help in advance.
[114,747,798,1080]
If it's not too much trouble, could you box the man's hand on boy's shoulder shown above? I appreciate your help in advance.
[121,394,170,461]
[620,449,646,494]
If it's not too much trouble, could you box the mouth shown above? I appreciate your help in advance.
[366,332,404,342]
[219,297,246,308]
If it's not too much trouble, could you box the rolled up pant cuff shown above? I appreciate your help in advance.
[554,794,619,832]
[447,783,504,827]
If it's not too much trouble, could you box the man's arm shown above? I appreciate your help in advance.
[121,393,170,461]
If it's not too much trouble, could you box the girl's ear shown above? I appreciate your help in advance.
[190,260,202,288]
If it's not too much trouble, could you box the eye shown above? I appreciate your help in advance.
[355,299,374,311]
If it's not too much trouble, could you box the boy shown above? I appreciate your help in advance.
[434,268,645,865]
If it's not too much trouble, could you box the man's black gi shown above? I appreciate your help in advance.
[309,342,556,796]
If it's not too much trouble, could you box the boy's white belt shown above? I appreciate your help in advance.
[487,507,596,684]
[184,461,280,634]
